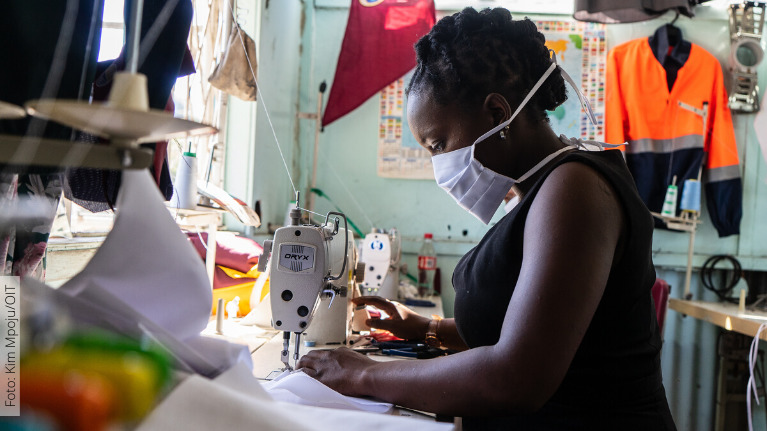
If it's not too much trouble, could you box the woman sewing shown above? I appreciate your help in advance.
[297,7,676,430]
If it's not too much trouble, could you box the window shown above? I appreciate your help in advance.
[56,0,230,237]
[169,0,229,193]
[99,0,125,62]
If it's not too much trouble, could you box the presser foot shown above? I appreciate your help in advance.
[281,331,293,371]
[281,349,293,371]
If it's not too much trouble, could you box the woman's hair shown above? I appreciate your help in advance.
[406,7,567,122]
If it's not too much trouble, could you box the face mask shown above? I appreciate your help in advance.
[431,52,597,224]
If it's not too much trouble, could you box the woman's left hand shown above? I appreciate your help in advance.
[296,347,376,396]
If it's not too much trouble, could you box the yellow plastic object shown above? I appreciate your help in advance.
[211,283,254,317]
[260,278,270,302]
[211,270,270,316]
[219,265,260,280]
[22,347,163,420]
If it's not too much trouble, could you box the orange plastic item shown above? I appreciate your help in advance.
[22,370,115,431]
[22,348,162,420]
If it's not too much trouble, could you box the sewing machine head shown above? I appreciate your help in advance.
[360,228,401,299]
[257,205,352,369]
[260,208,348,333]
[303,226,364,346]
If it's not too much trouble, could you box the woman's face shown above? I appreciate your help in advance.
[406,89,493,157]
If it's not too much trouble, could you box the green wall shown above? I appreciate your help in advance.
[226,1,767,429]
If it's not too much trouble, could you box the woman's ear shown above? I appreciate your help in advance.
[482,93,512,127]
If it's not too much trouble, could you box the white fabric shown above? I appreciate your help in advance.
[50,170,251,376]
[137,363,453,431]
[262,370,393,413]
[214,361,273,401]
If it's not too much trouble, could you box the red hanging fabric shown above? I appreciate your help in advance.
[321,0,435,127]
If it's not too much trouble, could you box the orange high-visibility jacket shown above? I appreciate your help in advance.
[606,37,742,237]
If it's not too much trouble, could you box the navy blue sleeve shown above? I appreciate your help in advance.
[705,178,742,237]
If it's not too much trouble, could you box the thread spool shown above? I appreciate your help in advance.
[283,200,297,226]
[680,179,702,213]
[215,298,224,334]
[739,288,746,314]
[173,152,198,210]
[661,183,678,217]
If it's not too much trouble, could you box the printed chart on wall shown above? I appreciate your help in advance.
[375,20,606,180]
[377,73,433,179]
[537,20,607,141]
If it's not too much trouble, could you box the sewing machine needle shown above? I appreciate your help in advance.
[293,332,302,368]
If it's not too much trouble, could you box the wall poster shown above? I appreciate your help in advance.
[376,20,607,180]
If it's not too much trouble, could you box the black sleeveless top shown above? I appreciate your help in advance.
[453,149,676,430]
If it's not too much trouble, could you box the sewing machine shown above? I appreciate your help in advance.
[360,228,401,300]
[303,225,364,346]
[257,204,359,370]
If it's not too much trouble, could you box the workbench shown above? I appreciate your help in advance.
[668,298,767,340]
[249,295,445,379]
[668,298,767,430]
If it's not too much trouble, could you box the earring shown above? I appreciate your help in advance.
[499,126,509,140]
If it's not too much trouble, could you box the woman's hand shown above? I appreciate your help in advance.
[352,296,430,341]
[296,348,376,396]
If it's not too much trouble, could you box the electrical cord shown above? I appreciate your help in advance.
[700,254,743,303]
[748,323,767,431]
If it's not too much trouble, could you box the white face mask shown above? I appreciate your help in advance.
[431,52,597,224]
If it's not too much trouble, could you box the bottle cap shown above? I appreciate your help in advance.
[183,151,196,157]
[424,233,433,239]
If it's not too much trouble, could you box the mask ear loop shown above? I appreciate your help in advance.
[549,51,627,150]
[549,49,598,126]
[472,62,558,146]
[471,50,603,155]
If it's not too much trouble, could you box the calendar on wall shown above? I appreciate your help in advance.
[375,20,607,180]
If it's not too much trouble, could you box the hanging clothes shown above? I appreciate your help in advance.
[606,25,742,237]
[65,0,195,212]
[574,0,711,24]
[0,0,104,278]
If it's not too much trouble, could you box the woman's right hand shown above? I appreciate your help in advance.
[351,296,430,341]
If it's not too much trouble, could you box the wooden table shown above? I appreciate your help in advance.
[46,236,105,287]
[199,295,452,426]
[668,299,767,430]
[668,298,767,340]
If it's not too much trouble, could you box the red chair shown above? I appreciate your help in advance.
[652,278,671,336]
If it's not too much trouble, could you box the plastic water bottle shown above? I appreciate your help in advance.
[417,233,437,297]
